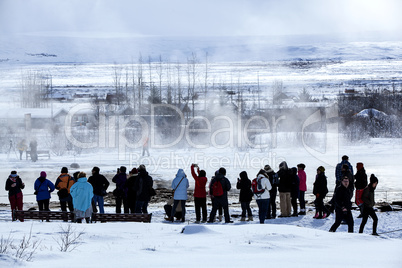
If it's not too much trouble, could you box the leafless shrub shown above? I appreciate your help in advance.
[54,224,85,252]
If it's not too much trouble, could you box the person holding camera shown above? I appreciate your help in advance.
[5,170,25,221]
[34,171,55,212]
[191,164,208,223]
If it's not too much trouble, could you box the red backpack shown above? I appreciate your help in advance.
[211,180,224,197]
[252,177,265,196]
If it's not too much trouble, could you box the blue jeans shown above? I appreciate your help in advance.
[93,194,105,214]
[256,198,270,224]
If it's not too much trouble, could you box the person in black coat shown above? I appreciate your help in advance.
[5,170,25,221]
[264,165,278,219]
[290,167,300,217]
[359,174,379,236]
[88,166,110,214]
[236,171,253,221]
[208,167,232,223]
[126,168,139,213]
[277,161,293,217]
[313,166,329,219]
[134,165,153,214]
[354,162,368,217]
[329,176,354,233]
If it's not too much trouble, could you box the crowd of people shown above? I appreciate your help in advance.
[4,155,380,235]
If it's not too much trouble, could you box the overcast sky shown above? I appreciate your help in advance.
[0,0,401,37]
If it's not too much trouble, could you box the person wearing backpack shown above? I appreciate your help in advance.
[252,170,272,224]
[236,171,253,221]
[208,167,232,223]
[297,164,307,215]
[359,174,379,236]
[55,167,75,214]
[170,169,189,222]
[264,165,278,219]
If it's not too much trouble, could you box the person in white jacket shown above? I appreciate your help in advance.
[253,169,272,224]
[170,169,189,222]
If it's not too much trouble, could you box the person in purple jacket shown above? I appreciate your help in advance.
[34,171,55,211]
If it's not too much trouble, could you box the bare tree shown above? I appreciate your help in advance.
[112,63,122,105]
[20,70,50,108]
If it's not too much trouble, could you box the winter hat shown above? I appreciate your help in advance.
[342,155,349,161]
[120,166,127,173]
[40,171,47,178]
[297,163,306,169]
[139,164,146,171]
[78,172,86,178]
[264,165,274,173]
[317,166,325,173]
[356,162,364,171]
[257,169,267,177]
[130,168,138,176]
[92,166,100,174]
[279,161,288,170]
[61,167,68,173]
[370,174,378,185]
[342,164,350,171]
[219,167,226,176]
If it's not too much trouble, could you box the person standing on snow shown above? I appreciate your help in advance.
[359,174,379,236]
[55,167,75,213]
[277,161,293,217]
[208,167,232,223]
[191,164,208,223]
[34,171,55,212]
[290,167,300,217]
[112,166,129,214]
[70,172,94,223]
[134,165,153,214]
[170,169,189,222]
[88,166,110,214]
[313,166,329,219]
[236,171,253,222]
[297,163,307,215]
[253,170,272,224]
[264,165,278,219]
[329,176,354,233]
[5,170,25,221]
[354,162,368,218]
[126,168,139,214]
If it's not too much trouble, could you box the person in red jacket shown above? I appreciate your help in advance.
[191,164,208,223]
[297,164,307,215]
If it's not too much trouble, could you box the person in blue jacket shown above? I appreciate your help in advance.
[70,172,94,223]
[170,169,189,222]
[34,171,55,211]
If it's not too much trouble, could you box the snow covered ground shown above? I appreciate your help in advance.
[1,138,402,267]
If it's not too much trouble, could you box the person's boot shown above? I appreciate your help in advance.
[218,215,222,222]
[313,212,319,219]
[240,217,246,221]
[76,218,82,223]
[247,216,253,221]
